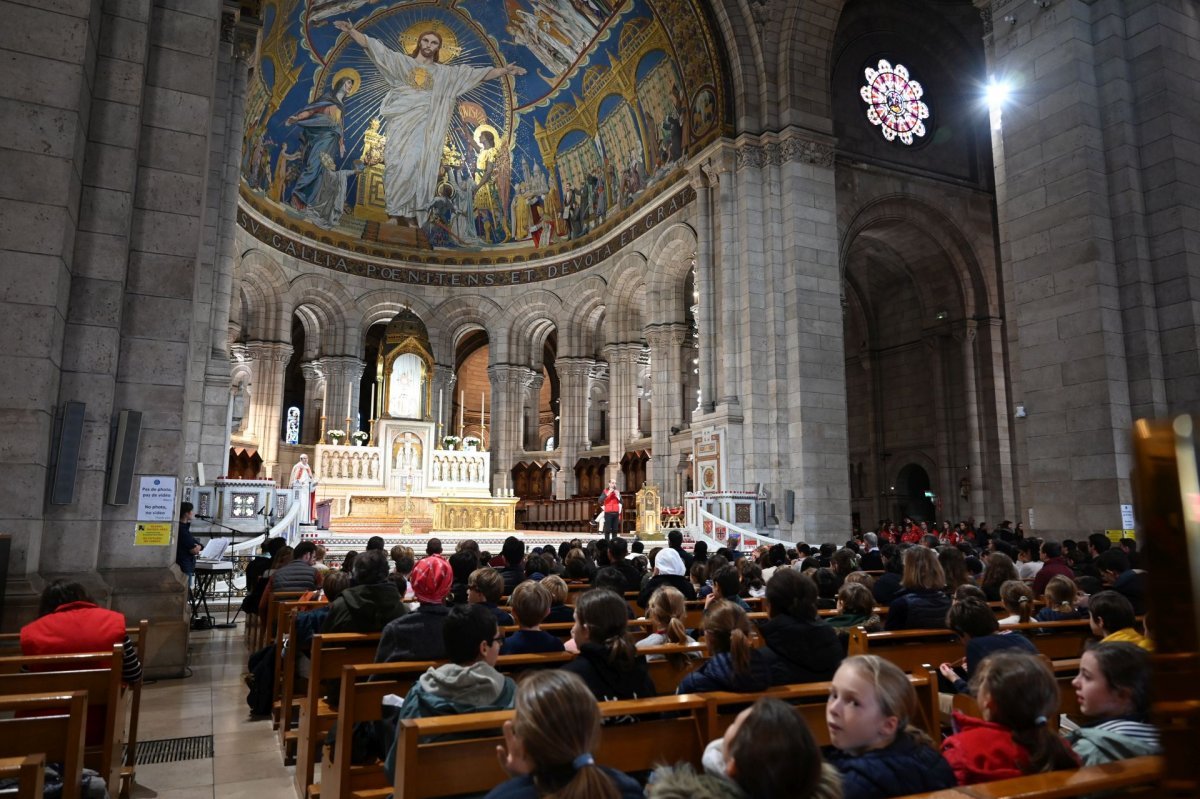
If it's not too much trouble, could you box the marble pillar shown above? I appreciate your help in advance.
[522,369,545,451]
[300,360,325,444]
[318,355,365,440]
[487,364,527,489]
[245,341,293,477]
[604,343,643,483]
[645,323,689,491]
[555,357,594,498]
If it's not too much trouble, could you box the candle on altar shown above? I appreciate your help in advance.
[481,391,485,434]
[369,383,376,421]
[347,384,352,418]
[438,389,443,433]
[459,390,465,437]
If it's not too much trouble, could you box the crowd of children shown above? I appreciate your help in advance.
[236,525,1157,799]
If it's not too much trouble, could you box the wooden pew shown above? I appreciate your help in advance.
[702,664,941,746]
[391,694,709,799]
[321,652,577,799]
[950,656,1085,730]
[639,642,709,694]
[892,755,1163,798]
[254,589,307,653]
[847,620,1094,672]
[0,648,127,791]
[294,633,383,799]
[275,600,326,763]
[0,619,149,799]
[0,754,46,797]
[0,692,88,799]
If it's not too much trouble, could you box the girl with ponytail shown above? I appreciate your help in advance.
[487,670,643,799]
[998,580,1035,624]
[941,650,1080,784]
[636,586,698,668]
[563,588,657,702]
[678,601,771,693]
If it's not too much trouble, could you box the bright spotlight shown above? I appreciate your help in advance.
[985,79,1011,109]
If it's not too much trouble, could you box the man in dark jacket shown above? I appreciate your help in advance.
[1096,549,1146,615]
[859,532,884,571]
[607,537,641,593]
[758,570,843,685]
[667,530,694,571]
[271,541,321,593]
[376,554,454,663]
[322,550,404,634]
[1032,540,1076,595]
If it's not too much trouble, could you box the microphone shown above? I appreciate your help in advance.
[196,514,214,520]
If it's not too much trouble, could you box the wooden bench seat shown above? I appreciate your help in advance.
[294,633,383,798]
[847,620,1093,673]
[392,694,709,799]
[275,600,326,763]
[0,754,46,797]
[892,755,1163,798]
[702,664,941,746]
[0,692,88,799]
[0,647,128,793]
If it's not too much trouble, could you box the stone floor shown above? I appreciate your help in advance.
[130,625,300,799]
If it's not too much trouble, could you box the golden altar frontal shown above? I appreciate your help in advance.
[432,497,518,533]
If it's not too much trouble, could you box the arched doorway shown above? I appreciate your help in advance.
[896,463,935,522]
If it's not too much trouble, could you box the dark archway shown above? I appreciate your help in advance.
[896,463,934,522]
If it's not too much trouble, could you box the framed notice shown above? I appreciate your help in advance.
[134,522,171,546]
[138,476,176,521]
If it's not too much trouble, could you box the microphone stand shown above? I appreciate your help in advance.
[193,516,265,629]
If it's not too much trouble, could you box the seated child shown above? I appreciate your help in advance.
[1065,641,1160,764]
[939,598,1036,695]
[636,586,697,662]
[1088,591,1152,651]
[540,575,575,624]
[941,651,1080,784]
[500,581,565,655]
[487,670,643,798]
[563,589,656,702]
[678,600,770,694]
[823,655,958,799]
[384,603,517,780]
[827,582,884,636]
[1035,575,1084,622]
[468,567,515,627]
[997,580,1035,625]
[649,697,842,799]
[706,565,751,611]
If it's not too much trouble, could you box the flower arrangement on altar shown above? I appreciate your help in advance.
[442,435,461,450]
[351,430,369,446]
[326,429,346,444]
[463,436,481,452]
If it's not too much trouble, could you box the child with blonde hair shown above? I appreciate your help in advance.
[1035,575,1083,621]
[997,580,1035,624]
[636,585,696,664]
[824,655,957,798]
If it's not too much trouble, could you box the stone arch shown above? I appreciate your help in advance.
[777,0,844,127]
[559,275,609,358]
[355,291,439,357]
[427,295,503,363]
[705,0,769,131]
[502,289,565,366]
[604,251,648,344]
[283,274,360,357]
[237,248,290,341]
[644,222,697,325]
[839,195,992,320]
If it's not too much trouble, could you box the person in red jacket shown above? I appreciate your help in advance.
[940,651,1078,784]
[599,479,622,541]
[20,580,143,743]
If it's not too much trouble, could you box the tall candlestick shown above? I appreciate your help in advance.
[481,391,485,435]
[369,383,376,422]
[459,390,464,438]
[347,384,352,422]
[438,389,443,434]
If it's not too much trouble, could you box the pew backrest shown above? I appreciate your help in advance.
[0,691,88,799]
[0,754,46,797]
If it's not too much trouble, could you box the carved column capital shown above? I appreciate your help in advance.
[245,341,294,364]
[300,360,325,381]
[557,357,596,381]
[644,322,690,350]
[318,355,366,379]
[486,363,530,385]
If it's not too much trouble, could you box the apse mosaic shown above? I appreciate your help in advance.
[860,60,929,146]
[240,0,725,265]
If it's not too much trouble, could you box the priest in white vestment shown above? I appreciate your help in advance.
[290,454,317,525]
[333,20,525,226]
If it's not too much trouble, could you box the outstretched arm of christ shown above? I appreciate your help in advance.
[334,18,370,48]
[333,19,526,80]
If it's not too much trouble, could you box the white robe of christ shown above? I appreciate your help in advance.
[364,36,494,220]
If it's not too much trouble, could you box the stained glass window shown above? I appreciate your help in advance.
[860,60,929,145]
[285,406,301,445]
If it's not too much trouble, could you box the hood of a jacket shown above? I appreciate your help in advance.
[340,582,403,619]
[416,661,513,709]
[760,614,841,667]
[1066,724,1160,766]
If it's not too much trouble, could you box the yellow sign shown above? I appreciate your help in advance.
[135,522,172,546]
[1105,529,1136,543]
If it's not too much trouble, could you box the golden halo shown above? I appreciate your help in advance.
[473,123,500,148]
[331,67,361,96]
[399,21,461,63]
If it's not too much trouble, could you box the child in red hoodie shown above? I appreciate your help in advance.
[941,650,1080,784]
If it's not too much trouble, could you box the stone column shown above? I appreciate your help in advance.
[645,323,688,491]
[604,343,642,482]
[318,355,365,438]
[244,342,293,477]
[300,360,325,444]
[487,364,527,490]
[555,357,594,498]
[956,322,986,520]
[522,369,544,451]
[430,363,455,441]
[690,168,717,412]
